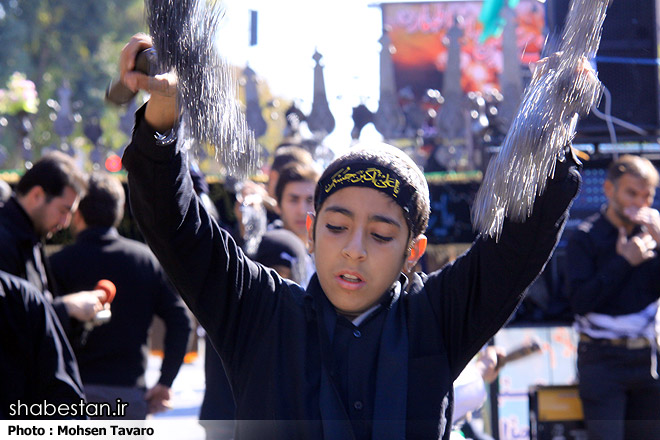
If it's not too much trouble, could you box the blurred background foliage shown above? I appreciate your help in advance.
[0,0,286,176]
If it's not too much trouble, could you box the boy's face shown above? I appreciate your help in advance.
[309,186,410,319]
[279,180,316,241]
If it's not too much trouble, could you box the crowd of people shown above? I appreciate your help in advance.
[0,31,659,440]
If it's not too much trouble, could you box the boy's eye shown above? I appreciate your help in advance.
[372,233,393,242]
[325,224,345,233]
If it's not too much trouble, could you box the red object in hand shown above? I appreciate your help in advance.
[95,279,116,304]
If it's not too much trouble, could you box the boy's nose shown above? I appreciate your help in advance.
[342,230,367,261]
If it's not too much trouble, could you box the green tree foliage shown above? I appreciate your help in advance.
[0,1,284,176]
[0,0,146,165]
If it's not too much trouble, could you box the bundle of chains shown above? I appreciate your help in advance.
[472,0,611,240]
[146,0,260,178]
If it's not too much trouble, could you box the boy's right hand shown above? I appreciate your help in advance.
[120,33,178,132]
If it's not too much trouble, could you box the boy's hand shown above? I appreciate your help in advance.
[119,33,178,132]
[530,53,600,116]
[530,53,596,81]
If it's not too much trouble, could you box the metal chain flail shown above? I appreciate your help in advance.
[472,0,611,240]
[146,0,260,178]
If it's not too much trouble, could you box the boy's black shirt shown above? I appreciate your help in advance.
[123,105,581,440]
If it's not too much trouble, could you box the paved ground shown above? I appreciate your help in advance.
[146,337,207,439]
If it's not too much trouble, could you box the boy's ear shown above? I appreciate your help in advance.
[306,213,315,253]
[407,234,428,266]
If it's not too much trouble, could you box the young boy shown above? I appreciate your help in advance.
[273,162,320,244]
[120,33,582,439]
[271,162,319,286]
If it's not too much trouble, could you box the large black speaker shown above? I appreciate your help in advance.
[546,0,660,139]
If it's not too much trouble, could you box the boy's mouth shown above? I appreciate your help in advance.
[336,271,365,290]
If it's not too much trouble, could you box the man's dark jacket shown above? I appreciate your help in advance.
[566,211,660,316]
[0,270,85,418]
[49,227,191,389]
[0,197,70,331]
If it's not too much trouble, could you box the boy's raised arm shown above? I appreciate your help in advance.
[424,48,595,374]
[118,34,277,362]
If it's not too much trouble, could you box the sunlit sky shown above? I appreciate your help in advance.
[216,0,400,153]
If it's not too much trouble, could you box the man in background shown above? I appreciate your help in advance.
[266,145,313,205]
[566,154,660,439]
[0,151,106,335]
[50,172,191,419]
[270,162,319,286]
[272,162,319,243]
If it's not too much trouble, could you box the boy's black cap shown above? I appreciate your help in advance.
[254,229,307,278]
[315,142,430,238]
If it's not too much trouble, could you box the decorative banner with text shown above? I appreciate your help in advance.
[381,1,545,97]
